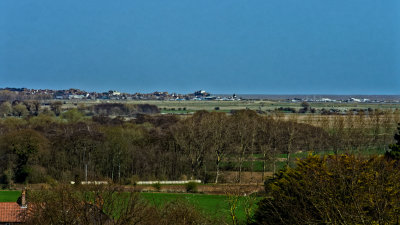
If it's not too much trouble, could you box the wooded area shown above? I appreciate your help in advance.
[1,101,399,186]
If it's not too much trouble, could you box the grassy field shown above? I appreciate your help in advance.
[0,190,21,202]
[0,190,259,223]
[142,192,259,222]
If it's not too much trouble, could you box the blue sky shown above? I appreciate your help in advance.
[0,0,399,94]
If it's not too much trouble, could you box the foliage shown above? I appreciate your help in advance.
[157,199,220,225]
[12,103,28,117]
[0,129,49,183]
[226,192,239,225]
[50,101,63,116]
[24,184,154,225]
[61,108,85,123]
[24,185,219,225]
[386,123,400,160]
[93,103,159,116]
[0,108,398,185]
[185,182,198,193]
[0,101,12,117]
[253,155,400,224]
[141,192,260,223]
[152,182,161,192]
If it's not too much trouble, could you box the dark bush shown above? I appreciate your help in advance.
[253,155,400,225]
[185,182,198,193]
[152,182,161,191]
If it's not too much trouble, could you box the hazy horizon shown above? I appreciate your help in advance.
[3,86,400,98]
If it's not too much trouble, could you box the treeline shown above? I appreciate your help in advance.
[0,100,159,118]
[0,90,53,101]
[0,108,399,186]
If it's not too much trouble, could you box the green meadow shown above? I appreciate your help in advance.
[142,192,260,222]
[0,191,259,223]
[0,190,21,202]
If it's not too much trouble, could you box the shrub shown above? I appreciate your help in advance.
[152,182,161,192]
[180,175,188,181]
[253,155,400,224]
[129,175,140,186]
[386,123,400,160]
[157,199,220,225]
[185,182,198,193]
[26,165,47,184]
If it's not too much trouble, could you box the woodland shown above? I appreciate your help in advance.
[1,100,400,224]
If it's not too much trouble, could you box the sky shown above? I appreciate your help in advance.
[0,0,399,95]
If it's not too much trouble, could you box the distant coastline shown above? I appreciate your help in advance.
[1,87,399,103]
[218,94,400,101]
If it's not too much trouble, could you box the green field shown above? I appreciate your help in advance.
[142,192,259,222]
[0,190,21,202]
[0,190,259,223]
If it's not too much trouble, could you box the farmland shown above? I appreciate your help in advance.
[56,99,400,114]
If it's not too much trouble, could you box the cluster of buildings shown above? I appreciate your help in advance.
[0,88,241,101]
[291,97,372,103]
[4,88,397,103]
[289,96,398,103]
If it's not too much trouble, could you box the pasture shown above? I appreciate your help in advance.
[0,190,259,223]
[142,192,260,222]
[0,190,20,202]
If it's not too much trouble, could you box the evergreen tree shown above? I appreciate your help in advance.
[386,123,400,160]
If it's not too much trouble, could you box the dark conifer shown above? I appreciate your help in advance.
[386,123,400,160]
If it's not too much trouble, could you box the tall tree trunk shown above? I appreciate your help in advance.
[215,154,221,183]
[262,152,266,182]
[238,146,246,183]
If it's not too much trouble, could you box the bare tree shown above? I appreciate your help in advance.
[202,112,230,183]
[230,110,259,183]
[172,111,211,180]
[25,184,154,225]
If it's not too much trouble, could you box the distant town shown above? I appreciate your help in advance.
[0,87,399,103]
[0,87,239,101]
